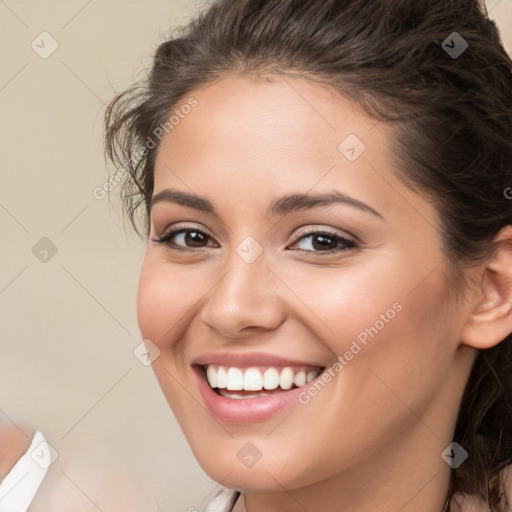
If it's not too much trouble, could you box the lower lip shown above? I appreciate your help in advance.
[193,366,320,424]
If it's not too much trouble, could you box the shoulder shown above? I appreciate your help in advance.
[0,423,35,478]
[0,427,48,512]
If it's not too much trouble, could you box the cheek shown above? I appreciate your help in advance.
[285,253,454,413]
[136,256,200,348]
[290,250,449,350]
[137,269,172,346]
[136,260,200,426]
[279,256,407,345]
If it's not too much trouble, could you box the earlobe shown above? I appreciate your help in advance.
[459,225,512,350]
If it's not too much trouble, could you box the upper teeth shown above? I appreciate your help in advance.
[205,365,322,391]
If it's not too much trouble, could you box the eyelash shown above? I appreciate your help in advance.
[151,227,359,254]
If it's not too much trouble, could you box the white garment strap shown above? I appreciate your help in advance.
[0,430,50,512]
[204,488,240,512]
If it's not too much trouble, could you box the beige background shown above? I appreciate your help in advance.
[1,1,511,510]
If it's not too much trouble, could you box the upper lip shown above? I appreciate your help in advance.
[192,351,326,368]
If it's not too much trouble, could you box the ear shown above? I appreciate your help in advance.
[460,225,512,349]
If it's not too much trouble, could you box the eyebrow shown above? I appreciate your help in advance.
[151,188,384,219]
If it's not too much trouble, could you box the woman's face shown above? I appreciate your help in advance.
[137,75,475,492]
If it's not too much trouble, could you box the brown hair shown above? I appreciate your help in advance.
[103,0,512,509]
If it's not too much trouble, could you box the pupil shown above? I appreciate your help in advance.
[312,234,336,251]
[186,231,206,247]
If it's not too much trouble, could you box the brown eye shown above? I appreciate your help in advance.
[152,228,217,250]
[289,230,358,253]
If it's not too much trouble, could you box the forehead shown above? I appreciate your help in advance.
[156,74,382,163]
[152,74,438,233]
[154,75,390,186]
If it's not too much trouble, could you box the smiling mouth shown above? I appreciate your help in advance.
[198,364,325,399]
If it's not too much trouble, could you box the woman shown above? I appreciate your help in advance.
[104,0,512,510]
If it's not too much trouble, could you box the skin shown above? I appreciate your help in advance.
[0,423,34,479]
[137,74,512,512]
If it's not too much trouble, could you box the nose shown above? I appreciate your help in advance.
[200,251,286,338]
